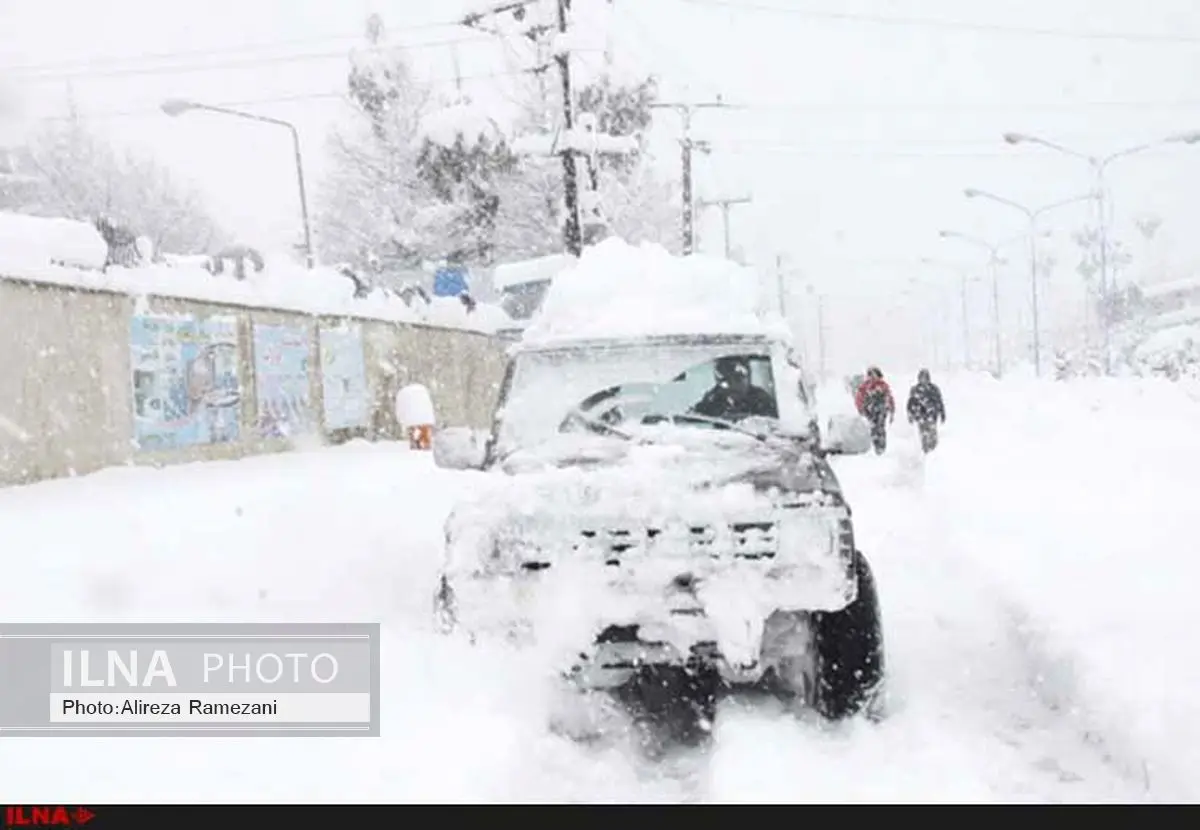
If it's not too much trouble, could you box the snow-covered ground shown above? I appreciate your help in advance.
[0,374,1194,802]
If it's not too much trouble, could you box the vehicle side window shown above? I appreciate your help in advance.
[785,350,810,406]
[749,360,776,396]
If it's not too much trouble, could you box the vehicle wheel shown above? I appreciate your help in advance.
[613,663,721,754]
[810,551,886,721]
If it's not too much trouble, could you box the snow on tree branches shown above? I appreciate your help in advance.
[315,12,682,281]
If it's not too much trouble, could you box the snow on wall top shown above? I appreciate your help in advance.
[519,237,790,348]
[492,253,577,292]
[0,211,511,334]
[0,211,107,270]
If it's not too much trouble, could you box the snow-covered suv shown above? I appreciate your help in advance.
[431,326,885,749]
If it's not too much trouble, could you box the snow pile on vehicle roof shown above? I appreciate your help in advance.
[492,253,576,292]
[520,237,788,346]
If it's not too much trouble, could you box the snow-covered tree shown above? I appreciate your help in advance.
[315,14,430,272]
[412,101,518,266]
[1072,224,1135,327]
[317,13,682,272]
[492,71,681,260]
[11,109,222,254]
[319,14,518,271]
[575,75,657,174]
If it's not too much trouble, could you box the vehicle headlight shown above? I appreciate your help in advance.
[774,509,842,566]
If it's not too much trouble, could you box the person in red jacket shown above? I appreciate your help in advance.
[854,366,895,454]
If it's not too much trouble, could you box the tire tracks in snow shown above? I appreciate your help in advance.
[839,448,1153,802]
[367,452,1151,801]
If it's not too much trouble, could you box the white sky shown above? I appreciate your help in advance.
[4,0,1200,373]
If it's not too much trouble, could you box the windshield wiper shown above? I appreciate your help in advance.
[575,411,635,440]
[660,412,804,448]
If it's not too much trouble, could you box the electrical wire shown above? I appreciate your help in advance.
[0,15,480,75]
[705,140,1200,158]
[37,67,544,121]
[8,37,504,83]
[681,0,1200,44]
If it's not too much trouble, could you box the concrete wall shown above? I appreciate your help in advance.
[0,277,510,488]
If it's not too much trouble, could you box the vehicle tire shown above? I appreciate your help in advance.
[613,663,721,754]
[810,551,886,721]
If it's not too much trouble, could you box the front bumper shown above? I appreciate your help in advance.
[441,504,857,689]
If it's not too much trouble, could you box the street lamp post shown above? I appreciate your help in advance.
[938,230,1023,376]
[920,257,975,370]
[1001,130,1200,372]
[162,99,315,269]
[962,188,1095,377]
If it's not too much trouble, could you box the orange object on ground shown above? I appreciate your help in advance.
[409,424,433,450]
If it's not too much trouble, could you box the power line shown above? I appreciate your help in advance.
[42,92,350,120]
[704,99,1200,113]
[681,0,1200,44]
[621,4,725,101]
[705,141,1200,159]
[9,35,504,84]
[35,69,541,121]
[0,16,480,75]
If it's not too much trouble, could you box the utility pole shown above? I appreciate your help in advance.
[553,0,582,255]
[651,101,730,254]
[960,272,971,370]
[697,195,751,259]
[451,44,464,94]
[775,253,787,318]
[464,0,632,258]
[810,287,827,381]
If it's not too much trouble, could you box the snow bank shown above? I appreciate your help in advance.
[521,237,788,347]
[927,371,1200,800]
[1133,323,1200,362]
[0,213,511,334]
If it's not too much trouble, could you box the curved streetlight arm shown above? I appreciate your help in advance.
[1003,132,1094,164]
[1030,192,1096,220]
[938,229,997,258]
[964,187,1033,219]
[162,98,313,268]
[1004,130,1200,173]
[163,99,297,134]
[1096,142,1154,172]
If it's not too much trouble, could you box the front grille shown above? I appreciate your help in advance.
[511,506,853,572]
[573,519,783,565]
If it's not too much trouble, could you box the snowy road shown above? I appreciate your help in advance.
[0,376,1187,802]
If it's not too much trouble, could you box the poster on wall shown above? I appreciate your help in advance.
[130,314,241,452]
[319,323,369,430]
[252,323,313,440]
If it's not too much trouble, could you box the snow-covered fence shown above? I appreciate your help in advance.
[0,225,510,487]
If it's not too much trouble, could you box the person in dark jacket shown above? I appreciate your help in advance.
[691,355,778,420]
[854,366,895,454]
[906,368,946,453]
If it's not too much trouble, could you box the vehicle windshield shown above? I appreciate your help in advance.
[493,340,790,458]
[500,280,551,321]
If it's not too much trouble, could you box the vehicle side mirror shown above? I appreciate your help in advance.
[432,426,489,471]
[822,413,873,455]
